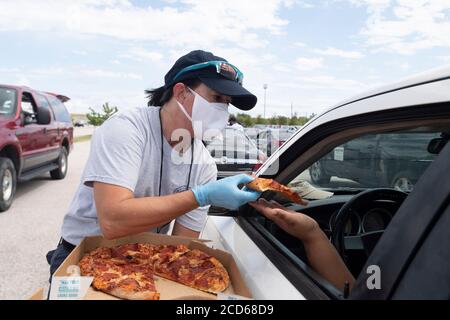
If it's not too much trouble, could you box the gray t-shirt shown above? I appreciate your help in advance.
[61,106,217,245]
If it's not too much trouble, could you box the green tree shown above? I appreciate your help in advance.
[86,102,118,126]
[235,113,254,127]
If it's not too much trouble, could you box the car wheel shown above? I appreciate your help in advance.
[50,147,68,180]
[309,161,331,185]
[0,157,17,212]
[391,172,415,192]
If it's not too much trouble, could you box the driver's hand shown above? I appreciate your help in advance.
[249,198,321,243]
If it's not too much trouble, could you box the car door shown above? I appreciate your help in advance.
[36,93,60,160]
[203,74,450,299]
[349,139,450,299]
[15,90,48,171]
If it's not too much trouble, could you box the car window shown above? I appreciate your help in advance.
[21,92,38,113]
[206,129,259,159]
[47,95,71,123]
[0,87,17,116]
[288,129,442,195]
[244,126,448,298]
[36,94,55,119]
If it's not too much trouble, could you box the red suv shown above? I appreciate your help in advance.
[0,84,73,212]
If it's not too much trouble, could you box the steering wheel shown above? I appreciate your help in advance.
[331,188,407,263]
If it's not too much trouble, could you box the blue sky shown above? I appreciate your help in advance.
[1,0,450,117]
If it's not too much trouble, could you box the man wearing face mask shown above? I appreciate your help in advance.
[47,50,261,276]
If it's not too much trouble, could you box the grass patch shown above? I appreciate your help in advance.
[74,134,92,143]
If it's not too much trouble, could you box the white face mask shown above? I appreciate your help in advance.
[176,87,229,140]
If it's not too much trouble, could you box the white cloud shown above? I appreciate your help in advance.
[121,47,164,62]
[0,0,291,49]
[79,69,143,80]
[293,41,307,47]
[0,65,143,82]
[314,47,364,59]
[277,74,366,91]
[73,50,88,56]
[437,55,450,63]
[295,57,324,70]
[353,0,450,54]
[297,1,315,9]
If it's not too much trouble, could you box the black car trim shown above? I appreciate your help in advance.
[22,148,59,171]
[236,215,343,300]
[261,102,450,184]
[258,78,450,157]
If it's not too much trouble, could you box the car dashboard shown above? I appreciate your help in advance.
[258,191,404,277]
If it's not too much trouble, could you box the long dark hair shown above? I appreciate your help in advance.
[145,78,201,107]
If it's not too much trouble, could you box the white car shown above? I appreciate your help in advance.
[201,66,450,300]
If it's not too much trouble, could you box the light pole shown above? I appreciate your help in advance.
[263,84,268,118]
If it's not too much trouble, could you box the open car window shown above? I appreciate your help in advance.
[288,129,442,197]
[243,125,449,298]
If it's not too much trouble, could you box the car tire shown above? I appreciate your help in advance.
[0,157,17,212]
[309,161,331,185]
[50,147,68,180]
[391,171,415,192]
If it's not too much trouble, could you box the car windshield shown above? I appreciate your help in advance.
[0,87,17,116]
[288,128,445,195]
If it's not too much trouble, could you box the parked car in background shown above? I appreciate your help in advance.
[202,66,450,299]
[257,128,295,157]
[309,132,439,192]
[74,120,87,127]
[244,127,260,144]
[205,127,267,179]
[0,84,73,212]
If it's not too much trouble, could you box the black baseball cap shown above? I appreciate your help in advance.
[164,50,257,110]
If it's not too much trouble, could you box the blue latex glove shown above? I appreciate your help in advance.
[192,174,261,210]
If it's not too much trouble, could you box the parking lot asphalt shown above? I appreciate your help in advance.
[0,140,91,300]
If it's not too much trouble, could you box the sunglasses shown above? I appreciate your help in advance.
[173,60,244,85]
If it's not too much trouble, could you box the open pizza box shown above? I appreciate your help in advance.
[50,232,253,300]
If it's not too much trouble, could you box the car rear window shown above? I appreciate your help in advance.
[47,95,71,123]
[0,87,17,116]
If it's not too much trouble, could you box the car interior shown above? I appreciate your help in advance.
[21,92,38,124]
[245,119,450,297]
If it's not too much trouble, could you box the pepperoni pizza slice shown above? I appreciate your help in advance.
[246,177,308,205]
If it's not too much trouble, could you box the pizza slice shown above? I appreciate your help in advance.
[153,248,230,293]
[246,177,308,205]
[79,246,160,300]
[78,244,231,299]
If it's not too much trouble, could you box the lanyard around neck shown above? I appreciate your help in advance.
[158,108,194,197]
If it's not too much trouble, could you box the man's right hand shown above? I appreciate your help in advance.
[191,174,261,210]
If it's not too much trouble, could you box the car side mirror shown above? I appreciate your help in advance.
[36,107,51,125]
[428,137,448,154]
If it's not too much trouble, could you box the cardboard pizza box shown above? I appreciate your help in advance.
[28,288,45,300]
[51,232,253,300]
